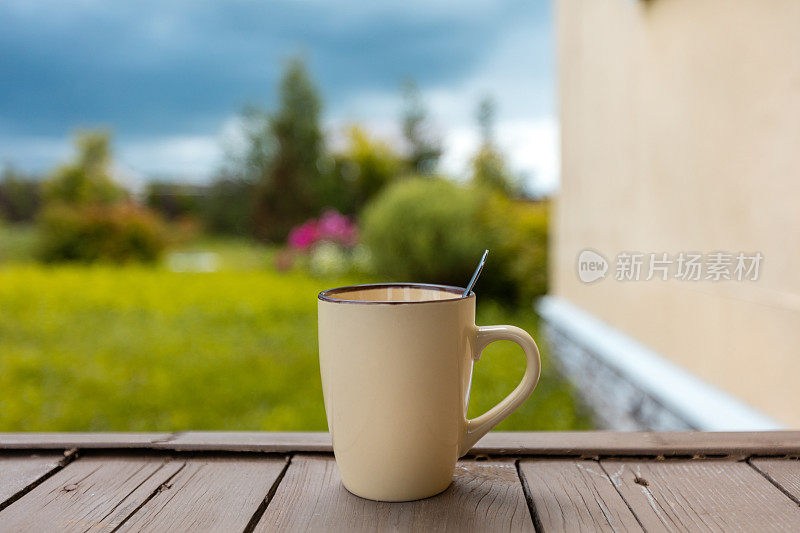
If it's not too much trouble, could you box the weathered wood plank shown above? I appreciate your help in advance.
[117,456,287,532]
[168,431,800,456]
[751,458,800,504]
[154,431,331,452]
[471,431,800,456]
[256,455,532,532]
[0,432,173,449]
[0,453,65,509]
[602,459,800,531]
[0,456,183,532]
[7,430,788,456]
[519,459,642,532]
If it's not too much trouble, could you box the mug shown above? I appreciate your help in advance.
[318,283,541,501]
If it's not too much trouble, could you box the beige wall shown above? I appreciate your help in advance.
[554,0,800,425]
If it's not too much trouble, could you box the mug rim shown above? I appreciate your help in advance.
[318,283,475,305]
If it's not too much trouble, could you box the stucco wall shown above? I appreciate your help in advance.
[554,0,800,425]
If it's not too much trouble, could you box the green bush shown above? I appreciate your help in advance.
[361,177,494,287]
[39,203,167,263]
[361,178,549,303]
[483,196,549,302]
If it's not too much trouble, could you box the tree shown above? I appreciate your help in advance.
[0,165,41,222]
[250,57,325,241]
[335,126,403,212]
[401,80,441,176]
[202,173,256,236]
[44,130,125,206]
[470,97,519,197]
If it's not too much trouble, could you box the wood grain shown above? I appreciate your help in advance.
[256,455,533,532]
[0,432,173,449]
[602,459,800,531]
[117,456,288,532]
[469,431,800,457]
[154,431,332,453]
[3,431,800,457]
[519,459,642,532]
[0,453,64,508]
[4,431,795,457]
[0,455,183,532]
[151,430,800,456]
[751,458,800,504]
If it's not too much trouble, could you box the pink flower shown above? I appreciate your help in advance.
[287,210,359,251]
[288,220,320,250]
[317,209,358,247]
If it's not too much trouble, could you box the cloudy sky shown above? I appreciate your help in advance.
[0,0,557,194]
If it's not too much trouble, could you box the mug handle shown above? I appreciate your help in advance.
[459,325,542,457]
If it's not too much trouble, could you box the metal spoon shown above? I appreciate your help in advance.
[463,249,489,297]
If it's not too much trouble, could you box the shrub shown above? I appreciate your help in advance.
[483,196,549,302]
[39,203,167,263]
[361,177,494,287]
[361,178,549,303]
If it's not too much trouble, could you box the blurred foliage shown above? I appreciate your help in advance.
[0,223,39,263]
[144,181,204,221]
[201,175,256,236]
[0,61,581,431]
[36,129,170,264]
[0,166,41,222]
[482,195,550,303]
[0,260,589,431]
[471,146,518,197]
[362,177,491,287]
[401,80,442,175]
[39,203,166,264]
[327,126,404,213]
[470,97,520,197]
[362,177,549,303]
[168,235,273,271]
[44,130,126,206]
[245,57,325,242]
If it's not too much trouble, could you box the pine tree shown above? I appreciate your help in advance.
[470,97,519,196]
[401,80,441,176]
[251,57,324,241]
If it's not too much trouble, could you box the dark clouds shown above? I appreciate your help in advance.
[0,0,549,138]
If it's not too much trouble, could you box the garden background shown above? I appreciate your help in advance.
[0,59,591,432]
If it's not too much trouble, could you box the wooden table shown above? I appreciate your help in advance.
[1,431,799,532]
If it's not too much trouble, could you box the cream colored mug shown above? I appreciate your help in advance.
[318,283,541,501]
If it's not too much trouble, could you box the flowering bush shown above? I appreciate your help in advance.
[287,209,358,251]
[280,209,368,276]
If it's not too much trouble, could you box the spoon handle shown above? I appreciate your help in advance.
[463,249,489,297]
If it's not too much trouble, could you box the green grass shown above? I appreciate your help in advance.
[0,223,39,263]
[168,235,275,271]
[0,227,591,431]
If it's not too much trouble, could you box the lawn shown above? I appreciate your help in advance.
[0,234,591,431]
